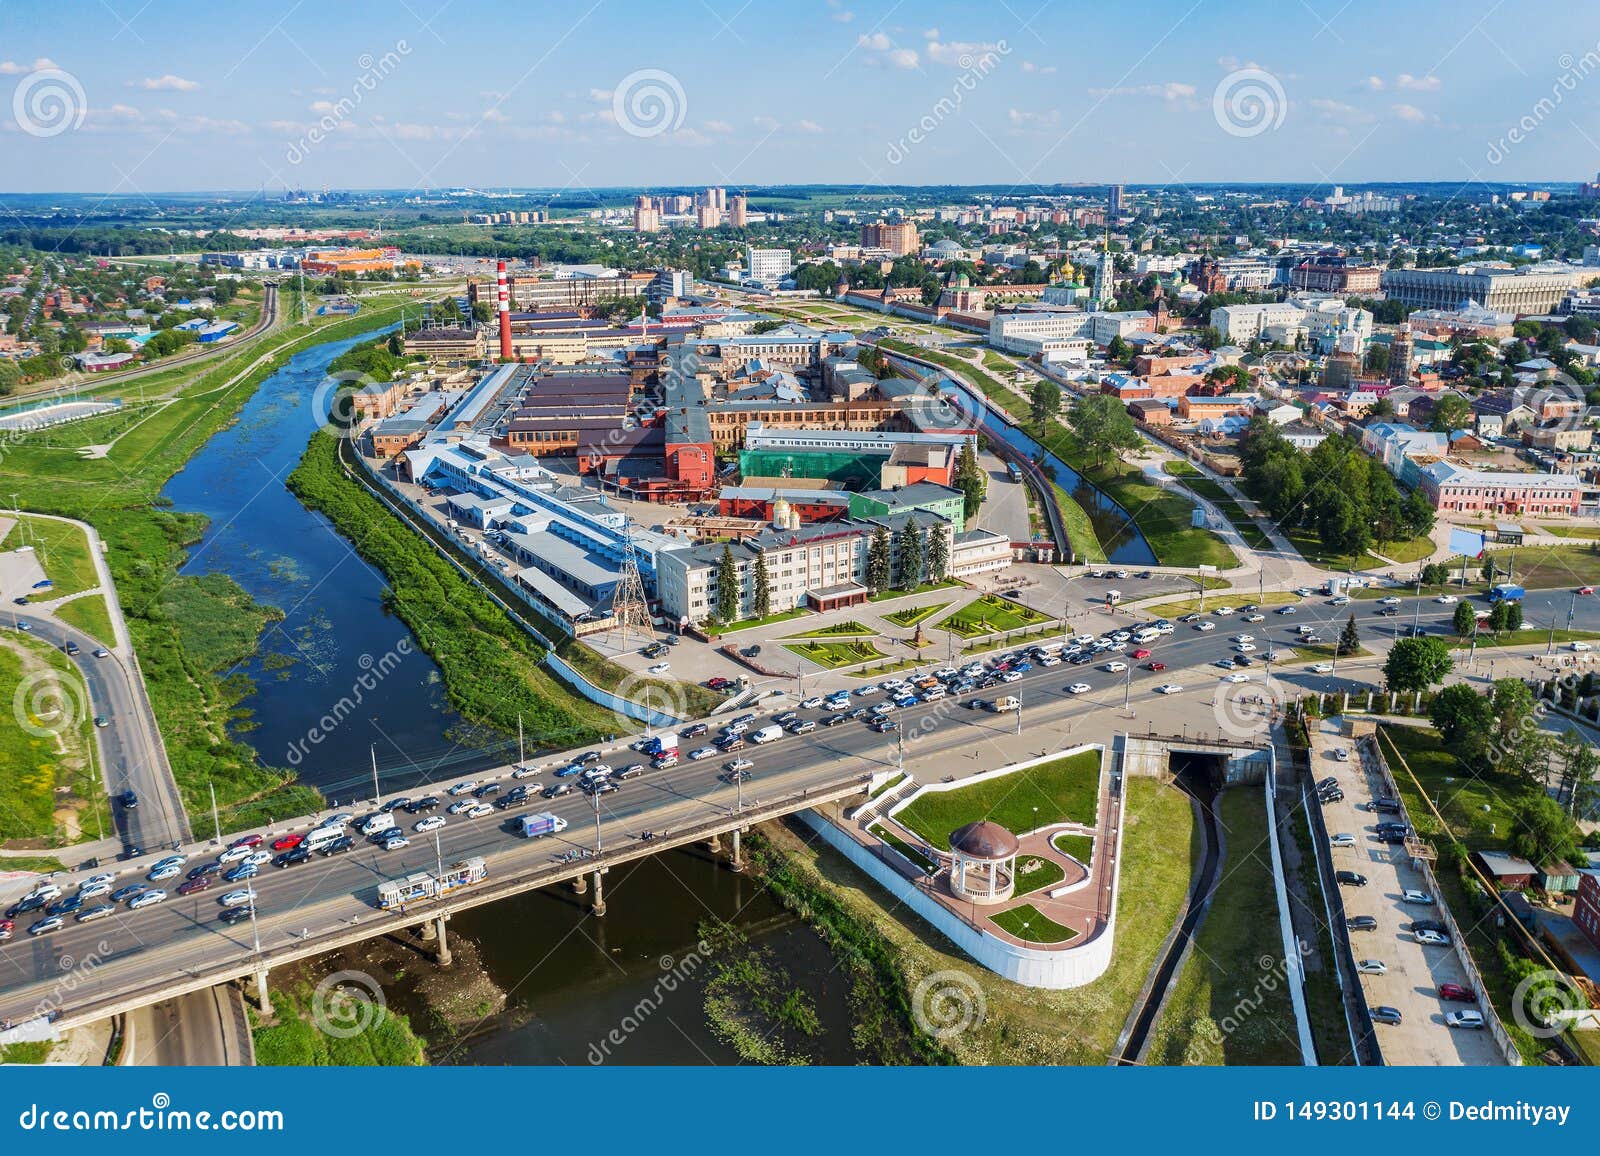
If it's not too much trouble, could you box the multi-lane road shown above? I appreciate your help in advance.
[2,582,1593,1028]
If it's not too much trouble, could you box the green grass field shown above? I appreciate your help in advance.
[1146,787,1303,1065]
[54,594,115,647]
[869,823,937,873]
[0,634,108,844]
[1013,853,1067,896]
[882,601,951,629]
[1,515,101,598]
[1053,482,1109,563]
[1163,463,1275,552]
[894,748,1101,848]
[991,903,1078,943]
[783,638,888,669]
[717,608,810,633]
[1051,831,1094,865]
[785,620,873,638]
[936,593,1052,639]
[1380,723,1530,851]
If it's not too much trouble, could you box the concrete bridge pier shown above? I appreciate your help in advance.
[432,916,452,967]
[706,833,722,854]
[253,966,270,1014]
[591,869,607,917]
[729,827,746,873]
[572,871,588,896]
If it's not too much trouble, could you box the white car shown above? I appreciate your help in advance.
[934,667,958,680]
[1232,634,1255,643]
[1435,594,1457,604]
[1000,671,1022,683]
[725,758,754,773]
[219,889,258,908]
[801,697,825,710]
[1445,1010,1485,1030]
[380,835,410,851]
[1415,929,1450,946]
[1039,655,1061,666]
[1213,606,1234,616]
[1195,621,1216,632]
[147,863,182,882]
[82,872,116,890]
[1571,641,1593,652]
[242,850,273,868]
[1356,959,1387,975]
[1156,684,1182,695]
[129,889,167,910]
[218,844,256,864]
[1243,614,1265,623]
[1233,643,1256,653]
[1402,889,1435,905]
[510,764,542,779]
[414,816,446,833]
[1067,682,1092,695]
[689,746,717,761]
[1222,673,1250,683]
[447,799,476,815]
[1329,596,1351,606]
[1330,833,1356,847]
[1379,596,1402,605]
[1101,661,1127,673]
[78,881,112,900]
[647,663,670,675]
[1334,747,1350,762]
[464,803,495,819]
[1311,663,1334,674]
[446,781,479,796]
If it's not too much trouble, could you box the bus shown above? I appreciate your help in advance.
[1005,461,1022,484]
[376,857,488,911]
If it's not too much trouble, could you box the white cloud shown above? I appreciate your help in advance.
[0,58,59,75]
[887,47,919,69]
[1089,81,1198,105]
[925,39,1004,67]
[795,118,823,133]
[1391,102,1431,123]
[133,74,198,91]
[857,32,892,52]
[1396,73,1440,91]
[588,87,612,102]
[1362,75,1385,91]
[1020,61,1057,75]
[858,32,918,69]
[1007,107,1062,133]
[1309,97,1372,124]
[705,118,733,133]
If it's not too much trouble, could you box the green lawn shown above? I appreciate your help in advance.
[54,594,115,647]
[1,514,100,597]
[1377,535,1438,564]
[1541,526,1600,540]
[1053,482,1109,563]
[783,638,888,669]
[895,748,1102,848]
[991,903,1078,944]
[1013,853,1067,897]
[784,620,873,638]
[869,823,938,873]
[1051,831,1094,865]
[867,578,963,603]
[0,635,108,844]
[1164,466,1275,552]
[936,593,1052,639]
[1380,723,1529,852]
[1284,527,1386,572]
[1144,591,1301,615]
[716,608,810,633]
[882,601,951,629]
[1146,787,1303,1066]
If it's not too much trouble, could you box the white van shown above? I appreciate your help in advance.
[303,825,347,851]
[359,813,396,838]
[750,725,784,745]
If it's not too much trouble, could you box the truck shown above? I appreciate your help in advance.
[516,811,569,840]
[375,857,487,910]
[1488,583,1525,603]
[989,696,1021,713]
[750,725,784,745]
[641,732,678,757]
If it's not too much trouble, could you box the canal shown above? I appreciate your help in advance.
[161,326,857,1064]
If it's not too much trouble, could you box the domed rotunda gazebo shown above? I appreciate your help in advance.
[947,820,1020,905]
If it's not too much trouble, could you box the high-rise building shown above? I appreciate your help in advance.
[696,203,722,229]
[746,246,792,285]
[728,194,748,228]
[633,195,661,233]
[861,219,920,256]
[1388,323,1415,387]
[1108,184,1124,215]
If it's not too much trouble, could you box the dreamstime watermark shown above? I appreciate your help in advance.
[1212,68,1287,138]
[911,969,986,1040]
[284,42,411,165]
[611,69,687,138]
[885,42,1009,166]
[610,671,691,739]
[13,939,115,1026]
[586,941,711,1064]
[12,668,91,740]
[1212,671,1289,740]
[1510,967,1588,1039]
[1196,940,1310,1048]
[1486,44,1600,165]
[284,638,414,767]
[12,67,86,138]
[310,970,387,1038]
[1509,371,1596,435]
[309,369,383,440]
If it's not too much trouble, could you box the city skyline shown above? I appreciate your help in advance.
[2,1,1599,193]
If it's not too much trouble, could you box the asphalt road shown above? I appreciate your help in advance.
[2,583,1593,1026]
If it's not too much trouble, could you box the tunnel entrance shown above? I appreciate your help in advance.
[1168,749,1228,800]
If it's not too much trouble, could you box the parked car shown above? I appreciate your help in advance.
[1402,889,1433,905]
[1415,929,1450,946]
[1445,1010,1485,1030]
[1336,870,1368,887]
[1356,959,1387,975]
[1346,915,1377,931]
[1438,983,1476,1003]
[1370,1006,1402,1025]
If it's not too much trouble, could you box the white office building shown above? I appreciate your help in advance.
[1210,302,1308,343]
[746,247,793,285]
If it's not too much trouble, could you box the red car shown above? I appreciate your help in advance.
[1132,648,1152,659]
[271,833,304,852]
[1437,983,1476,1003]
[1580,586,1596,596]
[1145,661,1166,672]
[176,876,212,896]
[230,834,264,850]
[705,676,731,690]
[0,918,13,941]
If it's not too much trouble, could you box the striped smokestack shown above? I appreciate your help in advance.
[496,259,512,359]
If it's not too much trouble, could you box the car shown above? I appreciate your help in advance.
[1368,798,1402,814]
[1572,641,1594,652]
[274,846,313,868]
[145,862,183,883]
[82,872,115,890]
[1435,594,1457,604]
[1262,651,1283,662]
[647,663,670,675]
[1379,596,1402,605]
[1243,614,1266,623]
[689,746,717,761]
[773,711,800,727]
[1179,613,1201,623]
[92,648,109,658]
[1346,915,1378,931]
[1232,634,1255,644]
[129,890,167,910]
[447,800,476,815]
[1319,788,1345,803]
[1194,621,1215,632]
[242,850,272,868]
[1277,605,1297,615]
[722,722,749,736]
[464,803,495,819]
[1213,606,1234,616]
[109,884,147,905]
[223,862,258,883]
[74,903,116,924]
[1222,672,1250,684]
[1067,682,1092,695]
[821,713,848,728]
[45,895,83,917]
[1310,663,1334,674]
[1330,833,1356,847]
[1131,648,1151,660]
[378,796,412,813]
[219,889,258,909]
[740,645,761,658]
[218,844,255,864]
[318,836,355,857]
[404,796,441,814]
[1356,959,1387,975]
[1232,654,1252,667]
[1401,889,1434,905]
[1370,1006,1403,1025]
[870,717,899,733]
[1415,929,1450,946]
[682,723,711,739]
[1580,586,1596,596]
[447,781,480,797]
[1000,671,1022,683]
[119,789,138,810]
[78,880,112,900]
[724,758,754,774]
[93,715,108,728]
[1435,982,1476,1003]
[788,719,817,734]
[1156,684,1182,695]
[1446,1010,1485,1029]
[1333,747,1351,762]
[472,782,502,798]
[217,906,251,925]
[799,696,826,710]
[28,916,65,936]
[1102,661,1127,673]
[1328,596,1351,607]
[1037,655,1061,667]
[1145,661,1167,672]
[412,815,446,834]
[704,677,731,691]
[1335,870,1367,887]
[1233,642,1256,653]
[177,876,212,895]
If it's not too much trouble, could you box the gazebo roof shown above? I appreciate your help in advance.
[949,820,1020,860]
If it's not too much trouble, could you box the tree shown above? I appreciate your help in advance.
[866,527,892,595]
[751,553,772,621]
[1105,335,1131,365]
[1337,614,1361,657]
[1429,683,1494,755]
[470,301,493,323]
[1067,393,1141,467]
[1506,601,1524,632]
[1383,636,1453,693]
[1508,794,1584,867]
[1029,379,1061,428]
[1430,393,1472,433]
[714,544,740,623]
[1482,556,1499,583]
[895,520,925,589]
[1488,600,1511,633]
[1420,561,1451,587]
[926,524,950,583]
[1555,730,1600,816]
[1489,678,1537,742]
[954,442,987,521]
[1453,600,1477,637]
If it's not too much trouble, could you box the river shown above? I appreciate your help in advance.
[160,326,857,1064]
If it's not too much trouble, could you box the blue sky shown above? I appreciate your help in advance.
[2,0,1598,194]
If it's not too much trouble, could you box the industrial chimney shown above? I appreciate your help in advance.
[496,259,513,360]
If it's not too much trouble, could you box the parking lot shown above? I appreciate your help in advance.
[1309,717,1506,1065]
